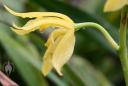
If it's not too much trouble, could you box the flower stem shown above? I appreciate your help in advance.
[75,22,119,50]
[119,6,128,85]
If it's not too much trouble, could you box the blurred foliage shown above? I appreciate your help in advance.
[0,0,125,86]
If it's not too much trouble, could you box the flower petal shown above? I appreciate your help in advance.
[42,44,53,76]
[52,30,75,76]
[45,28,66,47]
[38,17,74,31]
[42,29,66,76]
[11,27,37,35]
[104,0,128,12]
[4,5,74,23]
[11,17,74,35]
[13,17,74,30]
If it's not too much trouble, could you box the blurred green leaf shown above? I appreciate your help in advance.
[64,55,112,86]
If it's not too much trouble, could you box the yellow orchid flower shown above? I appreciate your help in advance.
[104,0,128,12]
[4,5,75,76]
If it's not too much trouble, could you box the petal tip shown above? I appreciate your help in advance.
[11,27,27,35]
[41,61,53,76]
[42,67,49,76]
[53,64,63,76]
[56,69,63,76]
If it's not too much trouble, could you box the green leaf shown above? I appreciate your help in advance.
[63,55,112,86]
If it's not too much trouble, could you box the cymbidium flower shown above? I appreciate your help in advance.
[104,0,128,12]
[4,5,75,76]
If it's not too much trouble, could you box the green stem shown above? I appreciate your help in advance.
[75,22,119,50]
[119,6,128,86]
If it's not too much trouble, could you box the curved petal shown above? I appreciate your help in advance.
[12,18,73,35]
[11,27,38,35]
[104,0,127,12]
[11,17,74,35]
[38,17,74,31]
[45,29,66,47]
[52,30,75,76]
[42,29,67,76]
[11,18,41,35]
[12,18,41,30]
[42,44,53,76]
[4,5,74,23]
[13,17,74,30]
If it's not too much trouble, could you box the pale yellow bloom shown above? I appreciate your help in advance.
[4,5,75,76]
[104,0,128,12]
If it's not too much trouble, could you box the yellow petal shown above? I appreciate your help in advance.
[42,44,53,76]
[38,17,74,31]
[52,30,75,76]
[4,5,74,23]
[42,29,65,76]
[12,18,41,30]
[104,0,128,12]
[13,17,73,30]
[11,18,43,35]
[11,17,74,35]
[11,27,37,35]
[45,28,67,47]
